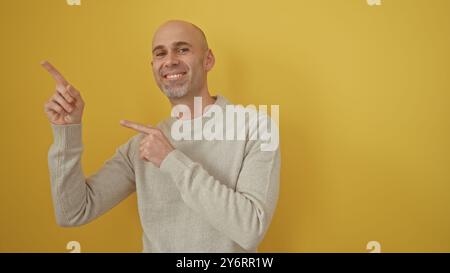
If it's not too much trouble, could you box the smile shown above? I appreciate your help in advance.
[164,72,187,80]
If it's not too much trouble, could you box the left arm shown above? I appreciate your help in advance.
[160,142,280,251]
[120,119,281,251]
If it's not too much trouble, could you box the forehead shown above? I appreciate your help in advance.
[152,24,201,50]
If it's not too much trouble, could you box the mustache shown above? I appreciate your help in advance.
[159,65,189,77]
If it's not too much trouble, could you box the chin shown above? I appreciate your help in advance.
[162,87,189,99]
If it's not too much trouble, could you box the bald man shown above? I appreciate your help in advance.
[43,20,280,252]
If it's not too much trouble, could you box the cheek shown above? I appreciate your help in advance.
[151,62,161,77]
[183,56,200,69]
[187,60,203,76]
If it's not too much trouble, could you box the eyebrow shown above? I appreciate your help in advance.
[152,41,193,53]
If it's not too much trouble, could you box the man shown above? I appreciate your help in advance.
[43,20,280,252]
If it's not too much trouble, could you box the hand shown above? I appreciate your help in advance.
[120,120,175,167]
[41,61,84,125]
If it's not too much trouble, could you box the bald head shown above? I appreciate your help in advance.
[152,20,209,52]
[150,20,215,100]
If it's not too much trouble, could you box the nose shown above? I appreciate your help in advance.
[164,51,180,67]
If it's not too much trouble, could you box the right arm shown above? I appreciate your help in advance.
[42,61,136,227]
[48,124,136,227]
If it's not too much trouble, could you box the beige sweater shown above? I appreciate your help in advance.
[48,95,280,252]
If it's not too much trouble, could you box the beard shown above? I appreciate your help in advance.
[160,82,189,99]
[157,71,192,99]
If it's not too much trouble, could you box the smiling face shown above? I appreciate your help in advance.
[151,21,214,99]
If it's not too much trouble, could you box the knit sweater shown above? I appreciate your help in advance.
[48,95,280,252]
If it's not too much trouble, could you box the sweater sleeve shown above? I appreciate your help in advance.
[48,124,136,227]
[159,129,280,251]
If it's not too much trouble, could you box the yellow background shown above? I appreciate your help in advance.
[1,0,449,252]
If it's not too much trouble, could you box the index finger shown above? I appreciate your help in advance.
[40,60,69,86]
[120,120,154,134]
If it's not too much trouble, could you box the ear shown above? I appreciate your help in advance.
[204,49,215,72]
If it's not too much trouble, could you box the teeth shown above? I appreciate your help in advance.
[166,73,184,79]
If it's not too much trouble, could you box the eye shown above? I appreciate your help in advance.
[155,51,166,57]
[177,48,189,54]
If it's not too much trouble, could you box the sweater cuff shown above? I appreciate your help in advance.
[51,124,83,148]
[160,149,193,182]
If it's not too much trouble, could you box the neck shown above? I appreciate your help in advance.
[168,85,216,120]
